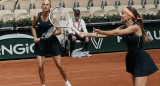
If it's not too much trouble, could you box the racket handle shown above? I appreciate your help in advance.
[37,37,44,40]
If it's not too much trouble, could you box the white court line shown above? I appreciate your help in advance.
[1,69,160,86]
[3,67,125,79]
[2,63,160,79]
[156,64,160,65]
[1,74,128,86]
[2,71,160,86]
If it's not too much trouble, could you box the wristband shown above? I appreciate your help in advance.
[69,33,74,36]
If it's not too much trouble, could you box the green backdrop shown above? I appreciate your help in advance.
[0,23,160,60]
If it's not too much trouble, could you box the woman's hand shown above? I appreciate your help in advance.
[93,27,101,34]
[34,38,40,43]
[72,35,77,42]
[78,32,86,38]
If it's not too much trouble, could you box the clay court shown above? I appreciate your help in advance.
[0,49,160,86]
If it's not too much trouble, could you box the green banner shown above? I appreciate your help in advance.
[0,31,35,60]
[86,23,160,53]
[0,23,160,60]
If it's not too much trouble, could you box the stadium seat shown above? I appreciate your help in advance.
[64,0,76,8]
[145,0,156,10]
[76,7,90,17]
[30,9,42,19]
[77,0,96,18]
[131,5,143,9]
[77,7,88,11]
[118,0,129,6]
[14,9,28,20]
[107,9,119,16]
[145,4,156,10]
[133,0,145,5]
[158,4,160,10]
[117,5,127,13]
[81,11,91,17]
[144,0,159,15]
[16,13,30,20]
[131,0,144,8]
[128,0,134,6]
[147,0,155,4]
[51,0,61,8]
[131,0,146,15]
[89,0,105,17]
[17,0,32,11]
[92,0,104,7]
[136,8,146,15]
[93,10,105,17]
[104,6,116,14]
[77,0,90,8]
[32,0,42,9]
[1,13,14,22]
[1,0,16,11]
[146,8,159,15]
[65,8,75,18]
[0,10,12,20]
[65,8,74,12]
[90,7,103,16]
[68,11,74,18]
[76,0,92,17]
[105,0,117,6]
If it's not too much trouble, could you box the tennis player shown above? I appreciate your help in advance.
[31,0,71,86]
[83,7,158,86]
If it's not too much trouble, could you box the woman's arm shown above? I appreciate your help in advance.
[95,25,140,36]
[54,27,62,35]
[84,33,109,38]
[86,25,124,38]
[31,14,39,43]
[53,19,62,36]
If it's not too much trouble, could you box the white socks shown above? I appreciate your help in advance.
[65,81,71,86]
[42,85,45,86]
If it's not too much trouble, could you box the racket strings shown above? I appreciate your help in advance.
[45,26,56,38]
[50,7,70,27]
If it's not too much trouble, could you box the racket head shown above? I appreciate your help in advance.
[49,6,70,28]
[43,26,56,39]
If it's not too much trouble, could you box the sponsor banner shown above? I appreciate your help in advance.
[87,23,160,53]
[0,23,160,60]
[0,33,35,60]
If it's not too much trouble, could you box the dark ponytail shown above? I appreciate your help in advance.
[127,7,152,42]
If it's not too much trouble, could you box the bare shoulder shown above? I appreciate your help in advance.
[33,13,38,21]
[32,13,39,27]
[129,24,141,31]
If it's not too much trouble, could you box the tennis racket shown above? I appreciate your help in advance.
[39,6,83,39]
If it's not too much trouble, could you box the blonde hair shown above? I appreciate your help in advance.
[42,0,51,7]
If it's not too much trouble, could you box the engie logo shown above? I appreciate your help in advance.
[0,33,34,56]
